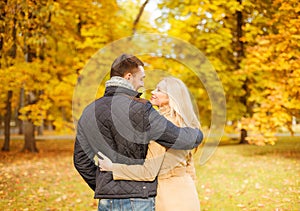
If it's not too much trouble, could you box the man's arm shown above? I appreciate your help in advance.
[73,125,97,191]
[145,103,203,149]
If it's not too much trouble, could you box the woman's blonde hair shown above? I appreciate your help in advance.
[157,77,200,129]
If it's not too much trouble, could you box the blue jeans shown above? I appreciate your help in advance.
[98,198,155,211]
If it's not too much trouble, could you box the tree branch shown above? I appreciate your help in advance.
[132,0,150,35]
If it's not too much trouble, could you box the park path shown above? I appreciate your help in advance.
[0,134,75,140]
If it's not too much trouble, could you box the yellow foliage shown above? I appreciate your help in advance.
[0,0,299,140]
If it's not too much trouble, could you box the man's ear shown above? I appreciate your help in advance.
[124,72,132,80]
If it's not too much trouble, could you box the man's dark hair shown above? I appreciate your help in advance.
[110,54,144,78]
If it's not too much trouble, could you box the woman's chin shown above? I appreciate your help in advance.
[150,100,158,106]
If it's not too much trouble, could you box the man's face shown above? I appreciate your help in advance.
[129,66,145,91]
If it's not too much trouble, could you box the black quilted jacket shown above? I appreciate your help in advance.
[73,86,203,199]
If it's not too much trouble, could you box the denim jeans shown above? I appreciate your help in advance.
[98,197,155,211]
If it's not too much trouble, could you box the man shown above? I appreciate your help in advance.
[73,54,203,211]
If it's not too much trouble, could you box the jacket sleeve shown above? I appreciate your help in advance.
[111,141,166,181]
[145,103,203,150]
[73,124,97,191]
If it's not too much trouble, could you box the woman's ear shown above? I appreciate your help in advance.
[124,72,132,80]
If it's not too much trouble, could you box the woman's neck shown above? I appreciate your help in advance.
[158,105,171,115]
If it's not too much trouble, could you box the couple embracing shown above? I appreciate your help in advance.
[74,54,203,211]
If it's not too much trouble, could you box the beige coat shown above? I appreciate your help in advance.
[112,113,200,211]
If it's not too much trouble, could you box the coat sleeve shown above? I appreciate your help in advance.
[111,141,166,181]
[145,103,203,150]
[73,123,97,191]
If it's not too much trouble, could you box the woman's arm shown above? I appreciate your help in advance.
[98,141,166,181]
[186,152,197,182]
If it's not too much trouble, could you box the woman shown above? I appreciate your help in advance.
[98,77,201,211]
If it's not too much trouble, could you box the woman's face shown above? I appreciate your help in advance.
[150,82,169,107]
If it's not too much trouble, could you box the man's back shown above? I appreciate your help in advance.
[76,86,158,199]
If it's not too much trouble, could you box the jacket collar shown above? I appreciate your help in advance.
[104,86,142,98]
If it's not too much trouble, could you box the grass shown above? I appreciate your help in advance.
[0,137,299,211]
[195,136,300,211]
[0,139,97,211]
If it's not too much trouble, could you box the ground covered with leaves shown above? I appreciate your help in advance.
[195,137,300,210]
[0,137,299,211]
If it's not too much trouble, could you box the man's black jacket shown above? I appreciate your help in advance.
[73,86,203,199]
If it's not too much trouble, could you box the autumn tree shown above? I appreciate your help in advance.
[241,0,300,144]
[154,0,300,144]
[156,0,246,132]
[0,0,157,151]
[0,0,20,151]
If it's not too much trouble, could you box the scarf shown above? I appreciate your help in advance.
[105,76,135,91]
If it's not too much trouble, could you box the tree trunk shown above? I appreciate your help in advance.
[1,0,14,151]
[236,0,244,60]
[22,0,38,152]
[132,0,149,35]
[22,120,38,152]
[2,90,13,151]
[37,121,44,136]
[236,0,249,143]
[0,0,12,151]
[240,128,248,144]
[22,91,38,152]
[37,90,44,136]
[17,87,25,134]
[47,121,53,131]
[0,115,2,135]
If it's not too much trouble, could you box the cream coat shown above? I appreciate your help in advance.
[112,113,200,211]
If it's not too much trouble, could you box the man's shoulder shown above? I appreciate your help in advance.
[80,97,106,115]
